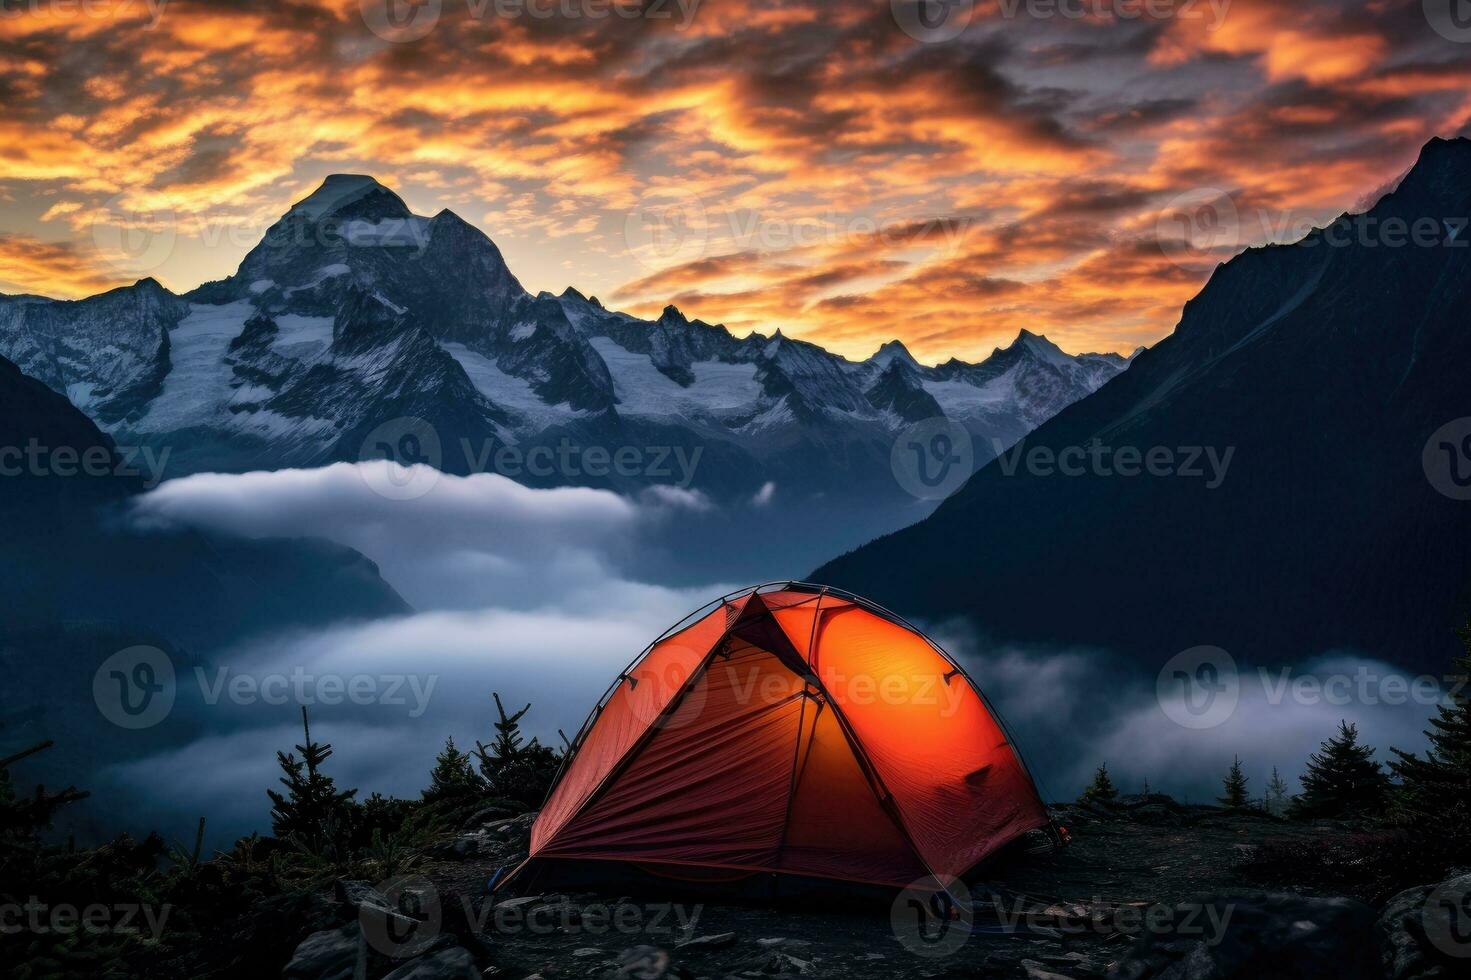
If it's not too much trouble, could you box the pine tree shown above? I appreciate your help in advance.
[267,707,357,849]
[0,739,89,855]
[423,736,482,802]
[1265,767,1290,817]
[1219,755,1249,809]
[1080,764,1118,803]
[1389,622,1471,850]
[1290,720,1390,820]
[473,693,562,808]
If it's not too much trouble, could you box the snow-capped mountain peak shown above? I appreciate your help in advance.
[1004,329,1074,370]
[287,174,406,221]
[0,172,1132,497]
[870,339,921,371]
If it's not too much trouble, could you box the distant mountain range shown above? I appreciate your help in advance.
[0,174,1128,501]
[817,136,1471,673]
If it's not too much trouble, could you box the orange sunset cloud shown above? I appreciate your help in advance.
[1,0,1467,360]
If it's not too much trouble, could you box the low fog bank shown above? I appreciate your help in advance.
[932,621,1440,806]
[78,464,1445,844]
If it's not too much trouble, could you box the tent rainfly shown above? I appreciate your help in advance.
[506,583,1051,895]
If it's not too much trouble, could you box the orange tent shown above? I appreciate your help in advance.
[511,583,1050,895]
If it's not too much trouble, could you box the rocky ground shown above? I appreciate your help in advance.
[282,796,1471,980]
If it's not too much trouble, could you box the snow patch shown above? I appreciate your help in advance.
[444,342,579,428]
[133,302,254,433]
[289,175,382,221]
[588,337,762,420]
[271,314,334,361]
[65,381,97,411]
[283,264,350,297]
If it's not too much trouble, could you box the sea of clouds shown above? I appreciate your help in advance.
[102,462,1437,842]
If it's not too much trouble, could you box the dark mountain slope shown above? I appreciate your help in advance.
[0,352,408,652]
[816,136,1471,672]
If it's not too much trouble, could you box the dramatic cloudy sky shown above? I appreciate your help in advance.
[2,0,1470,359]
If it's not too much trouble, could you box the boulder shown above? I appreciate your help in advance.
[758,950,815,974]
[1109,891,1378,979]
[1379,871,1471,979]
[1022,960,1079,980]
[282,923,363,980]
[1130,804,1186,828]
[460,806,517,830]
[616,945,669,980]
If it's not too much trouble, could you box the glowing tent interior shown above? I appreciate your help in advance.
[506,583,1051,896]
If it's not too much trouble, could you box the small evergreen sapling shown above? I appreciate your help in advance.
[474,693,563,808]
[1080,764,1118,803]
[0,739,88,855]
[1290,720,1389,820]
[1265,767,1290,817]
[1219,756,1250,809]
[267,707,357,850]
[424,736,482,802]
